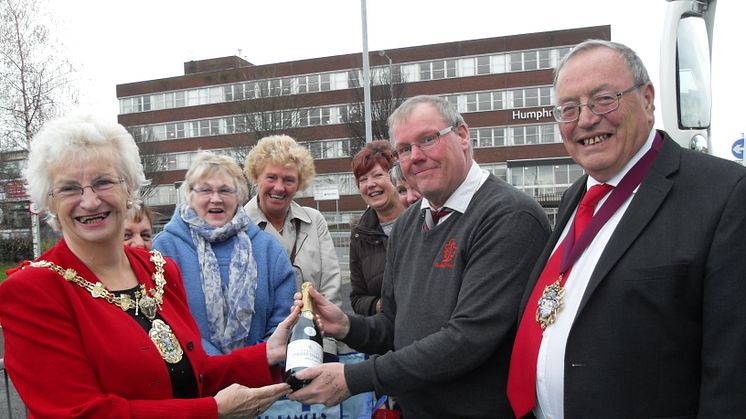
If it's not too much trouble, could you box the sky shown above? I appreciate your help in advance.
[48,0,744,160]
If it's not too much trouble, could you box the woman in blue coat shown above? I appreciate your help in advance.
[154,151,295,355]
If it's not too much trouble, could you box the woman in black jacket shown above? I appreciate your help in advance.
[348,141,405,316]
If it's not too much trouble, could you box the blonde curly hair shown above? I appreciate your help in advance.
[243,135,316,191]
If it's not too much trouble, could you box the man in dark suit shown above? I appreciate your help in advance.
[507,39,746,419]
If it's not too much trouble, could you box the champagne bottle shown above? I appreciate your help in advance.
[285,282,324,391]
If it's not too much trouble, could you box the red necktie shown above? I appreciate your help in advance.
[423,207,452,232]
[507,184,613,418]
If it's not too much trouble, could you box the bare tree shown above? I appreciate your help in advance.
[342,64,408,152]
[221,71,313,167]
[0,0,76,153]
[128,126,168,202]
[0,0,77,256]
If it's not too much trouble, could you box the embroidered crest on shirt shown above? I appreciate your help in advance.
[435,238,457,268]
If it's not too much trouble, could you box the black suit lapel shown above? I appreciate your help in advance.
[576,133,680,315]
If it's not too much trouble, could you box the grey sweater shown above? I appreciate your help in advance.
[343,175,550,418]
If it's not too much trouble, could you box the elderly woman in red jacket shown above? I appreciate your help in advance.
[0,113,294,418]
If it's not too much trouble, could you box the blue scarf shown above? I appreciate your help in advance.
[180,205,258,353]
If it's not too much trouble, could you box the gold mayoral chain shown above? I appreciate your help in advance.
[31,250,184,364]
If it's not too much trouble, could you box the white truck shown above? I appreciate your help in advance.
[660,0,717,153]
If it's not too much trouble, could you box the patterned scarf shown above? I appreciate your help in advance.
[180,205,258,354]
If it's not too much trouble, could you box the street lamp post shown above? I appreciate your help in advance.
[360,0,373,143]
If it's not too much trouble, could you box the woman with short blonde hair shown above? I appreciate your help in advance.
[244,135,343,356]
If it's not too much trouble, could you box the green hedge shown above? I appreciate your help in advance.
[0,236,58,263]
[0,237,33,262]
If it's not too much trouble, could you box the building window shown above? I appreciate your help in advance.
[331,72,348,89]
[209,87,223,103]
[466,94,477,112]
[509,49,553,72]
[419,63,431,80]
[152,94,165,110]
[511,87,552,109]
[348,70,360,88]
[165,93,175,108]
[308,75,320,92]
[477,92,492,111]
[121,98,133,114]
[175,91,186,107]
[509,162,584,199]
[476,56,490,75]
[509,52,523,72]
[539,49,551,68]
[541,124,555,143]
[320,74,331,91]
[524,52,538,71]
[302,138,353,160]
[321,108,331,125]
[480,163,507,181]
[493,91,504,110]
[511,123,557,145]
[298,109,309,127]
[244,82,256,99]
[525,89,539,107]
[270,79,282,96]
[446,59,457,77]
[471,127,506,148]
[538,87,552,106]
[224,85,235,101]
[512,89,525,108]
[309,108,321,125]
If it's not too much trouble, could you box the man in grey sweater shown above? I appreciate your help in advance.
[288,95,550,418]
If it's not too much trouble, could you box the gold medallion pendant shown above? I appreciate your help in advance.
[138,294,158,320]
[149,319,184,364]
[536,279,565,329]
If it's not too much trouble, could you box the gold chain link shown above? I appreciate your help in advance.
[30,250,167,313]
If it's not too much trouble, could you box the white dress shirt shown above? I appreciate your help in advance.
[419,160,488,224]
[535,129,657,419]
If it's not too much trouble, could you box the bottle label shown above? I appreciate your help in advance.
[285,339,323,370]
[304,326,317,337]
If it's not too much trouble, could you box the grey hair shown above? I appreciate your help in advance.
[387,95,466,146]
[25,113,145,229]
[389,162,407,185]
[180,151,249,204]
[554,39,650,88]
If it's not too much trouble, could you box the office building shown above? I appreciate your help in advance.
[116,25,610,230]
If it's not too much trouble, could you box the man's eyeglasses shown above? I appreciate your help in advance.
[395,125,456,160]
[49,177,125,200]
[553,83,644,123]
[192,186,237,198]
